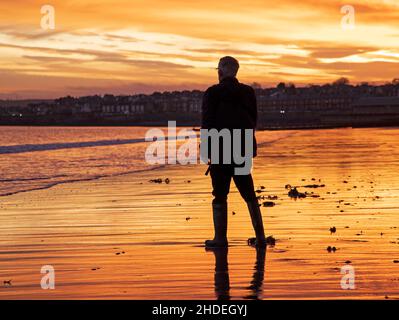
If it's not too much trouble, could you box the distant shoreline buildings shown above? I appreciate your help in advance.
[1,79,399,129]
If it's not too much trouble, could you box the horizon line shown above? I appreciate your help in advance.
[2,78,398,101]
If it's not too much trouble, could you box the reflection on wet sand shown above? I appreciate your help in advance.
[206,248,230,300]
[2,127,399,299]
[245,247,266,300]
[207,246,266,300]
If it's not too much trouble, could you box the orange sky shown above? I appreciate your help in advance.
[0,0,399,98]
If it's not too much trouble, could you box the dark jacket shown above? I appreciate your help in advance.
[201,77,258,162]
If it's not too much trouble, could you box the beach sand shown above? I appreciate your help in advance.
[1,127,399,299]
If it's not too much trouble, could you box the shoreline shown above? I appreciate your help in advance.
[0,165,167,198]
[1,123,399,131]
[1,124,396,199]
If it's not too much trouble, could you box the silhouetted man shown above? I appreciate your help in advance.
[201,56,266,247]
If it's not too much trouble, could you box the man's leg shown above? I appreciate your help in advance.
[233,173,266,246]
[232,173,257,203]
[205,165,233,247]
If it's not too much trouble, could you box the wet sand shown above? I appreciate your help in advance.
[1,127,399,299]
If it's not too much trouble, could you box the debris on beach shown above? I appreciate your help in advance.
[286,185,306,198]
[149,178,170,184]
[185,217,191,221]
[3,280,12,287]
[393,260,399,263]
[149,178,163,183]
[303,184,325,188]
[257,195,278,201]
[326,246,337,253]
[266,236,276,246]
[115,251,126,255]
[185,180,191,183]
[329,227,337,234]
[263,201,275,207]
[232,211,236,215]
[247,236,276,246]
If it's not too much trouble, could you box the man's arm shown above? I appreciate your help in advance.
[201,87,216,129]
[247,87,258,128]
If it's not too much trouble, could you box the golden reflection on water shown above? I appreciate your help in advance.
[1,127,399,299]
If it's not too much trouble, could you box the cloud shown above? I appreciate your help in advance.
[0,0,398,98]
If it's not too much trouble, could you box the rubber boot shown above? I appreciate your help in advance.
[205,203,228,247]
[247,200,267,247]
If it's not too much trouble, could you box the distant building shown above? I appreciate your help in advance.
[349,97,399,127]
[3,82,399,127]
[102,104,145,115]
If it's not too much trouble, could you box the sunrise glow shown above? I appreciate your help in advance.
[0,0,398,98]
